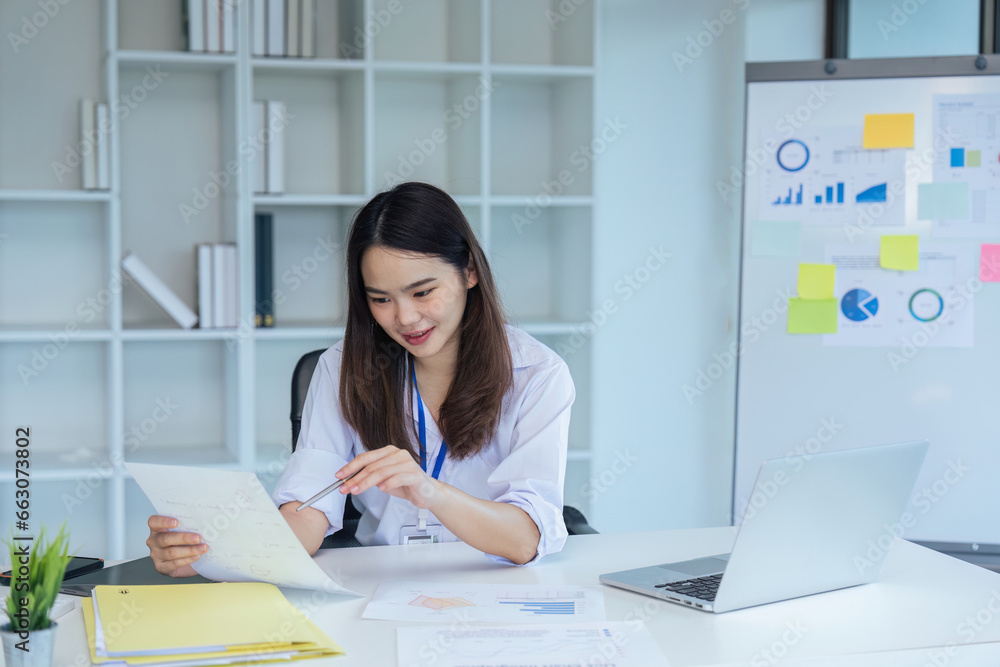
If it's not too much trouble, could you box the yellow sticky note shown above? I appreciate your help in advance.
[798,263,836,299]
[788,298,838,334]
[863,113,915,149]
[881,235,919,271]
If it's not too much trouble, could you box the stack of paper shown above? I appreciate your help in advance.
[82,582,343,667]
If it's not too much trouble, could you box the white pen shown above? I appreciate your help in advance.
[295,472,359,512]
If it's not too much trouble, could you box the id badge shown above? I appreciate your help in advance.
[400,523,444,544]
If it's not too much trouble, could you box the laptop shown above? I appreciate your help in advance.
[599,440,929,613]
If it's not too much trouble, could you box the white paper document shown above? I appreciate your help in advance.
[364,581,606,623]
[126,462,359,595]
[396,621,666,667]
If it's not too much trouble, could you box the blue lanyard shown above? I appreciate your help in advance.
[411,362,447,480]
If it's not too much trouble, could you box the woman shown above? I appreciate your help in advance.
[147,182,574,572]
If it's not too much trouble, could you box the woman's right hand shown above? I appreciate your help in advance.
[146,515,208,577]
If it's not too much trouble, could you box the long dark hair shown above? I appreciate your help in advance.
[339,182,513,461]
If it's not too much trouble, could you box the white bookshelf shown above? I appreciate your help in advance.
[0,0,597,559]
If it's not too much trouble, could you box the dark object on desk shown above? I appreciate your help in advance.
[1,556,104,586]
[915,540,1000,573]
[290,349,599,549]
[56,556,212,597]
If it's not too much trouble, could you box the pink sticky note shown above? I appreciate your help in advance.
[981,244,1000,282]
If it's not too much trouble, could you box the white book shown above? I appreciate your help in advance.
[95,103,110,190]
[266,100,285,193]
[206,0,221,53]
[266,0,284,56]
[197,244,213,329]
[79,99,97,190]
[300,0,314,58]
[186,0,205,52]
[222,0,234,53]
[252,0,266,56]
[225,244,239,327]
[121,253,198,329]
[286,0,299,57]
[212,244,227,328]
[252,101,267,193]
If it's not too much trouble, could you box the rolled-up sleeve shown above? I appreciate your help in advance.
[272,348,355,536]
[486,358,575,565]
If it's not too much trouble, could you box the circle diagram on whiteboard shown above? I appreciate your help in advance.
[776,139,810,172]
[909,288,944,322]
[841,288,879,322]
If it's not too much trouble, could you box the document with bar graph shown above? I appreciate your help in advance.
[362,582,605,623]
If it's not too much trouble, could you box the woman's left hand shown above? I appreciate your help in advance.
[336,446,442,509]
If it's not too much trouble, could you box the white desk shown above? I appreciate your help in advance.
[49,528,1000,666]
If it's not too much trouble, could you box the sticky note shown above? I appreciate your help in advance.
[967,150,982,167]
[880,235,919,271]
[981,244,1000,282]
[751,220,801,258]
[917,182,970,220]
[863,113,915,149]
[798,263,836,299]
[787,298,838,334]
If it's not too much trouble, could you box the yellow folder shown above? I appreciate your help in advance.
[84,582,343,665]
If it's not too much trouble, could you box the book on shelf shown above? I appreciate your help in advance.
[186,0,235,54]
[122,252,199,329]
[95,103,110,190]
[266,100,286,193]
[255,213,274,327]
[252,100,267,193]
[184,0,205,52]
[252,0,266,56]
[199,242,239,329]
[79,99,96,190]
[286,0,299,58]
[301,0,315,57]
[266,0,284,56]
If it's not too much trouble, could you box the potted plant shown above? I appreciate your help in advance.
[2,525,70,667]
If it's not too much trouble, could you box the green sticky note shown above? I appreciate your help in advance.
[881,235,919,271]
[787,298,838,334]
[798,263,836,299]
[967,150,981,167]
[751,220,801,258]
[917,182,970,220]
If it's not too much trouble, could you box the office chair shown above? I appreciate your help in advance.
[290,349,598,549]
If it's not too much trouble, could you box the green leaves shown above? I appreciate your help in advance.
[5,524,70,632]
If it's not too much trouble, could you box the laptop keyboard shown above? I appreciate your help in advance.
[655,573,723,602]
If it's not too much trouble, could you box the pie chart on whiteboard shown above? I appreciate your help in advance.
[841,288,879,322]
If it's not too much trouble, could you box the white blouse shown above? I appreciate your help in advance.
[271,326,575,565]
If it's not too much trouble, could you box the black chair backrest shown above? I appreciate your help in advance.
[289,348,597,541]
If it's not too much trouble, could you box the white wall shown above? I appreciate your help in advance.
[590,0,824,532]
[849,0,978,59]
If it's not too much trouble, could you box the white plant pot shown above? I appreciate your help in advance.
[0,623,56,667]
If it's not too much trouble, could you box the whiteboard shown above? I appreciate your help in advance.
[735,56,1000,548]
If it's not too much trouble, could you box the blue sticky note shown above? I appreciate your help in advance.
[917,182,970,220]
[751,220,801,258]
